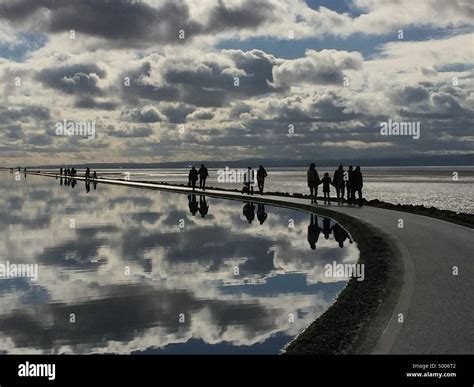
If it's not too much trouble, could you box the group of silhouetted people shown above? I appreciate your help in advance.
[188,164,209,190]
[186,163,363,206]
[307,163,364,206]
[58,167,98,192]
[59,167,97,180]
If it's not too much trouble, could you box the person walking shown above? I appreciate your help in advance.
[188,166,198,190]
[256,165,267,195]
[198,164,209,190]
[321,172,332,204]
[243,167,254,195]
[307,163,320,203]
[346,165,354,204]
[353,166,364,207]
[333,164,345,205]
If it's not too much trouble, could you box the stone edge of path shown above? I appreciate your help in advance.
[25,172,403,354]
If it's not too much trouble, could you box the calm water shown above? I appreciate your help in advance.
[0,174,358,354]
[83,166,473,214]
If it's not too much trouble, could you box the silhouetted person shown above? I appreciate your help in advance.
[188,166,198,190]
[243,202,255,223]
[243,167,254,195]
[333,164,345,205]
[346,165,354,204]
[333,224,353,248]
[353,166,364,207]
[198,164,209,190]
[321,217,334,240]
[257,203,268,225]
[85,167,90,180]
[307,214,320,250]
[321,172,332,204]
[198,196,209,217]
[256,165,267,194]
[92,171,97,180]
[60,167,63,176]
[307,163,320,203]
[188,194,198,215]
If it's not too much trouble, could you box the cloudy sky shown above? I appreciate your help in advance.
[0,0,473,166]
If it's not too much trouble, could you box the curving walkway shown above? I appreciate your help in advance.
[26,172,473,354]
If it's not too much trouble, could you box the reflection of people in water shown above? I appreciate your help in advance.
[85,179,90,193]
[243,202,255,223]
[307,214,321,250]
[198,196,209,217]
[332,224,353,248]
[257,203,268,225]
[188,194,198,216]
[321,217,334,239]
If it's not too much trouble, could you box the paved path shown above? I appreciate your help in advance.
[27,172,473,354]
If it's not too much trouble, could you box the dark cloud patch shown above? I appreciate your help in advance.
[36,63,106,95]
[0,0,277,47]
[272,49,362,87]
[27,133,53,146]
[225,49,281,95]
[190,111,214,120]
[205,0,277,32]
[4,124,24,139]
[229,103,251,119]
[121,62,179,103]
[121,106,163,123]
[0,0,202,46]
[161,103,195,123]
[74,97,117,111]
[389,85,430,105]
[0,105,50,124]
[107,127,152,138]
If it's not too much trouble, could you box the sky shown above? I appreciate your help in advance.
[0,0,473,166]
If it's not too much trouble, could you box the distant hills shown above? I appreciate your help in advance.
[2,154,473,169]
